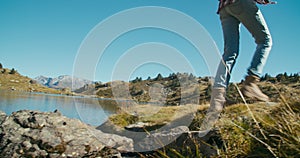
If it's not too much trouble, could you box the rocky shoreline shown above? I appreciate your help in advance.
[0,110,133,157]
[0,110,219,158]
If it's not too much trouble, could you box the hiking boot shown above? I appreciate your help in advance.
[241,75,269,102]
[208,87,226,112]
[199,87,226,134]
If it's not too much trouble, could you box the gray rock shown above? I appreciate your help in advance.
[98,115,222,157]
[0,110,133,157]
[136,126,221,157]
[181,130,221,157]
[0,111,6,124]
[136,126,189,152]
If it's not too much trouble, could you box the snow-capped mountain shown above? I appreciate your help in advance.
[34,75,93,90]
[34,76,52,86]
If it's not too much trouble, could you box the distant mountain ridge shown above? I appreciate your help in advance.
[34,75,93,90]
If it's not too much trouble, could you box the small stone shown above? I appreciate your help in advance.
[40,150,48,157]
[18,149,24,154]
[32,144,40,151]
[22,140,32,150]
[0,111,7,123]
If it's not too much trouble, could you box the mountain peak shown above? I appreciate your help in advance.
[34,75,92,90]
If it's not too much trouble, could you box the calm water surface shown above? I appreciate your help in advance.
[0,91,119,126]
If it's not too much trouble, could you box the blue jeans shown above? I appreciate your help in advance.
[214,0,272,88]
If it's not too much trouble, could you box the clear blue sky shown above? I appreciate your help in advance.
[1,0,299,82]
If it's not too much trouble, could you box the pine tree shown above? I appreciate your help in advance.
[9,68,17,74]
[154,73,163,81]
[261,73,271,81]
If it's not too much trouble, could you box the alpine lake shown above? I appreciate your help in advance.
[0,91,121,126]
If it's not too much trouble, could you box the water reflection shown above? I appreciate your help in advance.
[0,91,118,126]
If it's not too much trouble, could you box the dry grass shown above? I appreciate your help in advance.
[0,68,68,94]
[109,104,205,127]
[104,73,300,157]
[109,99,299,157]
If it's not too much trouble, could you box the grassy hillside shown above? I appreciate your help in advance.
[80,73,211,105]
[0,68,71,94]
[104,73,300,157]
[108,97,299,157]
[79,72,300,106]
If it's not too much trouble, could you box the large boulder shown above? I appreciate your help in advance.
[98,120,221,157]
[0,110,133,157]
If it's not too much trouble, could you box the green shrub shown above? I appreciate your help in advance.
[9,68,17,74]
[1,69,6,74]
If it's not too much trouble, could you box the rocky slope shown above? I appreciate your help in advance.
[0,68,66,94]
[0,110,133,157]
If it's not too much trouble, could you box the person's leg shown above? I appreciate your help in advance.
[200,8,241,134]
[214,9,241,88]
[235,0,272,101]
[238,0,272,77]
